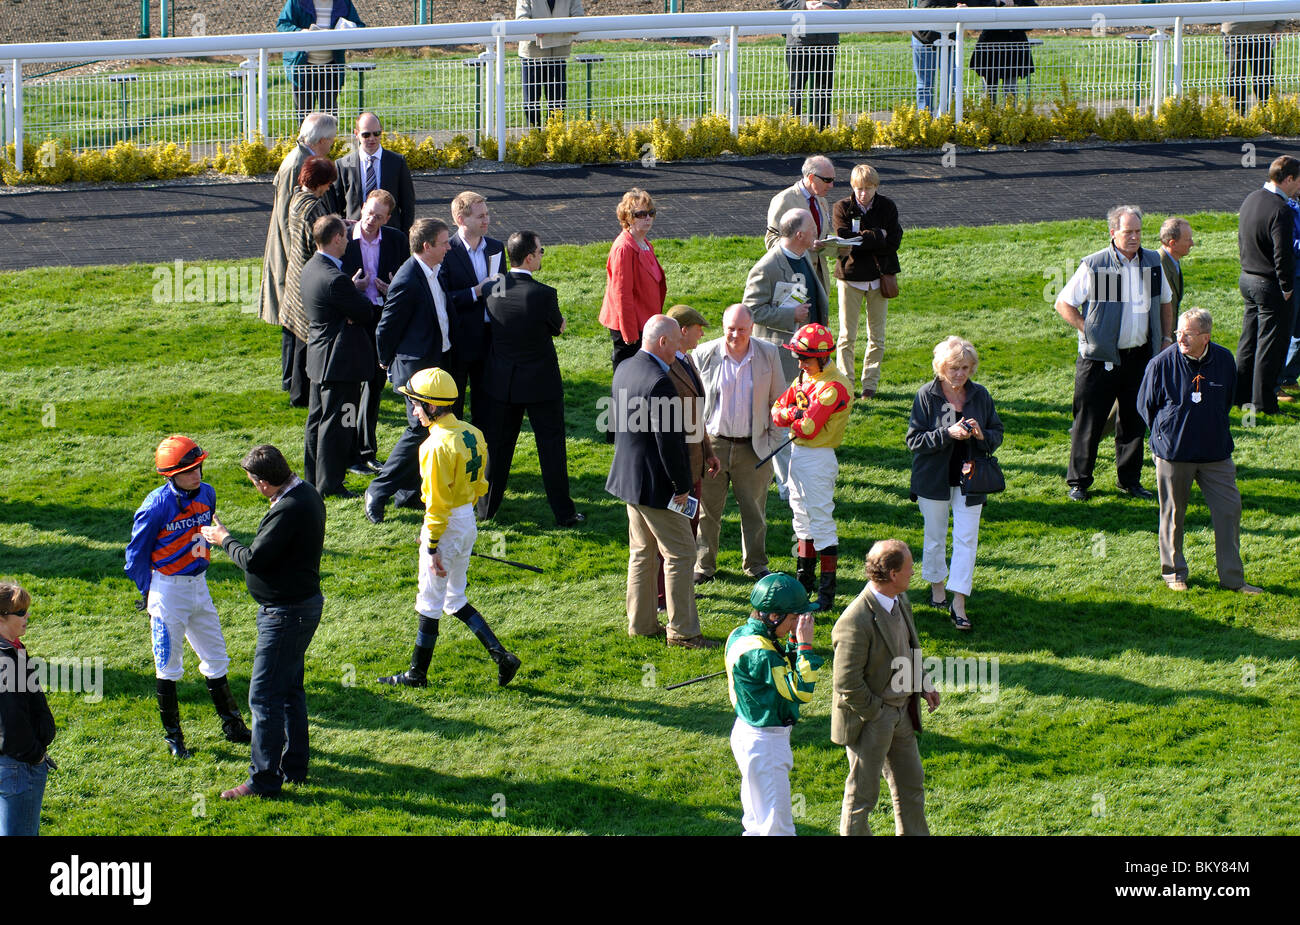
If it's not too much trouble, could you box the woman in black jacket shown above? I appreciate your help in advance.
[969,0,1038,104]
[0,581,56,836]
[833,163,903,400]
[906,338,1004,630]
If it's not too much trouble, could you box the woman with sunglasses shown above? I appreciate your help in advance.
[598,188,668,438]
[0,581,56,836]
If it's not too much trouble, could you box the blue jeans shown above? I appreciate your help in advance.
[912,37,954,115]
[246,594,322,795]
[0,754,49,836]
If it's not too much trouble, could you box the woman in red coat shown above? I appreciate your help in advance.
[599,187,668,439]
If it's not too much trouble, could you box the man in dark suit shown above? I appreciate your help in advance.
[1236,155,1300,415]
[332,112,416,235]
[342,189,409,474]
[301,215,377,499]
[1158,216,1194,316]
[606,315,716,649]
[365,218,458,523]
[439,191,505,423]
[477,231,583,527]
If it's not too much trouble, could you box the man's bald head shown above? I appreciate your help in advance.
[642,314,681,362]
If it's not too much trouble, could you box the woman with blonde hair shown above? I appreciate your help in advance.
[0,581,56,836]
[905,337,1004,630]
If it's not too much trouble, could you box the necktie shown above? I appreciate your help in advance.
[809,196,822,237]
[362,156,376,198]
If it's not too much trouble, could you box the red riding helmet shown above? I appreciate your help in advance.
[783,322,836,359]
[155,435,207,476]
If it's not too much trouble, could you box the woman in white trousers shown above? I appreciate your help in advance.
[905,337,1004,630]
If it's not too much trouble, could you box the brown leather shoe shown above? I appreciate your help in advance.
[859,387,876,400]
[220,783,263,800]
[1165,579,1189,592]
[667,634,721,649]
[629,624,667,639]
[1222,583,1263,594]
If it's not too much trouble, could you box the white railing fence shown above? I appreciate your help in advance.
[3,3,1300,171]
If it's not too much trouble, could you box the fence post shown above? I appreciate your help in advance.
[258,47,269,139]
[712,40,725,115]
[12,60,23,173]
[728,25,739,134]
[935,36,952,116]
[1150,30,1168,113]
[954,24,965,122]
[139,0,150,38]
[160,0,170,39]
[479,50,495,147]
[1172,16,1184,100]
[495,32,506,162]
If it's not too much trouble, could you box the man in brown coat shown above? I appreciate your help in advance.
[831,539,940,835]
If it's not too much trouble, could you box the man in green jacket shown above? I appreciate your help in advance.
[725,572,820,836]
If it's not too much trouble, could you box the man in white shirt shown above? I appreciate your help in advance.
[367,219,458,523]
[1054,205,1173,502]
[333,112,416,234]
[693,305,787,584]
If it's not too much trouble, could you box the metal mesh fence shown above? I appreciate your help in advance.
[14,32,1300,152]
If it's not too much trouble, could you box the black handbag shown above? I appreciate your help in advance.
[959,448,1005,496]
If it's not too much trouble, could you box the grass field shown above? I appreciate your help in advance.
[2,213,1298,835]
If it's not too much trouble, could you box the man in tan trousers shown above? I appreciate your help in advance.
[831,539,940,835]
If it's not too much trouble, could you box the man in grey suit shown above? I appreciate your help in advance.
[332,112,416,235]
[744,208,829,496]
[693,305,786,584]
[745,208,831,386]
[831,539,940,836]
[259,112,337,399]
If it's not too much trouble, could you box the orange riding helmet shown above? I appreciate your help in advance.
[155,435,208,477]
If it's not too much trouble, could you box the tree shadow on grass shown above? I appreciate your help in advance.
[0,499,135,580]
[916,588,1300,665]
[276,746,743,834]
[995,660,1269,707]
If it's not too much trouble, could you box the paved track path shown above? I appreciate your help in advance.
[0,139,1287,270]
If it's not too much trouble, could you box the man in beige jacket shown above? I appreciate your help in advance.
[831,539,940,835]
[517,0,585,127]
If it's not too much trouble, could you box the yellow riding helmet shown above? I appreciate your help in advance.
[397,367,458,407]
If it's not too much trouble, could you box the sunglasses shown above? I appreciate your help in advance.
[632,209,656,219]
[2,610,28,618]
[358,131,383,139]
[814,174,835,184]
[176,445,205,468]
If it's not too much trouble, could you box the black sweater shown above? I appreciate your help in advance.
[222,480,326,606]
[0,638,56,764]
[1238,186,1295,292]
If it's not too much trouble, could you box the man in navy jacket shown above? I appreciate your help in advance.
[1137,308,1260,594]
[366,218,459,523]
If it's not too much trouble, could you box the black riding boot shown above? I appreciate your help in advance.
[205,675,252,743]
[156,678,191,759]
[816,545,838,613]
[796,538,818,597]
[378,616,438,687]
[453,604,521,687]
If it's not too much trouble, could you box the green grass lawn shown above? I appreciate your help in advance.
[2,213,1298,835]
